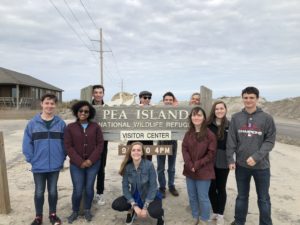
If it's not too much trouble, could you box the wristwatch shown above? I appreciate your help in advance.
[131,202,138,208]
[143,202,149,209]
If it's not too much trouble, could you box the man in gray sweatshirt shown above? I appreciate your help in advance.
[227,87,276,225]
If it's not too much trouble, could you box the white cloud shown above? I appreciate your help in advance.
[0,0,299,102]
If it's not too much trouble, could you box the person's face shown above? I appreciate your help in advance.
[242,93,258,110]
[215,103,227,119]
[190,94,201,105]
[131,144,143,161]
[163,96,174,105]
[140,95,151,105]
[41,98,56,115]
[77,105,90,122]
[191,111,205,127]
[93,88,104,103]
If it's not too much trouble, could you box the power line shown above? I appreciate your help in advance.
[63,0,92,41]
[63,0,99,58]
[48,0,91,50]
[78,0,123,81]
[79,0,98,29]
[48,0,98,62]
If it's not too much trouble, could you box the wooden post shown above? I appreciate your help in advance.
[80,85,93,102]
[0,132,11,214]
[200,85,213,115]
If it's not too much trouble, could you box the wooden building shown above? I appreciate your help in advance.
[0,67,63,109]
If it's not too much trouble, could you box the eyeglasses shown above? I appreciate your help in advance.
[79,109,89,114]
[142,96,151,100]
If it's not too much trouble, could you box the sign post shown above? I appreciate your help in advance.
[0,132,11,214]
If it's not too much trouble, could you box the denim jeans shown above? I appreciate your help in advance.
[70,160,100,211]
[235,165,272,225]
[33,171,60,216]
[186,177,211,221]
[157,141,177,189]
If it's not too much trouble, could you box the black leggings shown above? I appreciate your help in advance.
[209,167,229,215]
[112,196,164,219]
[96,141,108,194]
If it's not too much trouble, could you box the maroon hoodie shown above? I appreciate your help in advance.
[64,121,104,167]
[182,128,217,180]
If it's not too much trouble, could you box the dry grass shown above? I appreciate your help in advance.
[0,109,40,120]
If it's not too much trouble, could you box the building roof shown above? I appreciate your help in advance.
[0,67,63,91]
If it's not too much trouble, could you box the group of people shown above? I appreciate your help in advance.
[22,86,276,225]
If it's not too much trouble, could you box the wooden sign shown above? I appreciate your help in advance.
[94,106,192,141]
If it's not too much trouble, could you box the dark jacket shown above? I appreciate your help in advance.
[22,113,66,173]
[64,121,104,167]
[226,107,276,169]
[208,120,230,169]
[182,129,217,180]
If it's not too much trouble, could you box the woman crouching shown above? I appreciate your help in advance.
[112,142,165,225]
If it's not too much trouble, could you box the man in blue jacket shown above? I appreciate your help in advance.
[23,93,66,225]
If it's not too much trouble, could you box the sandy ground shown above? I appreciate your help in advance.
[0,120,300,225]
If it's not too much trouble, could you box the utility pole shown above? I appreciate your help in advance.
[121,79,124,92]
[100,28,103,85]
[91,28,111,85]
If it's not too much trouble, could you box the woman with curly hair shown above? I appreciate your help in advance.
[64,101,104,223]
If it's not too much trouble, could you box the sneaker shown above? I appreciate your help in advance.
[84,209,93,222]
[157,216,165,225]
[216,215,225,225]
[169,186,179,196]
[209,213,218,221]
[95,193,105,205]
[193,218,199,225]
[67,211,78,224]
[31,216,43,225]
[198,220,208,225]
[159,187,166,198]
[125,211,135,225]
[49,213,61,225]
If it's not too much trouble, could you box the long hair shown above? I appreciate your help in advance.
[188,107,207,141]
[119,142,147,176]
[207,100,229,140]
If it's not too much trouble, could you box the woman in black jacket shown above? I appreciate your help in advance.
[207,100,230,225]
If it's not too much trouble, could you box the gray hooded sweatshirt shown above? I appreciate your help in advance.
[226,107,276,169]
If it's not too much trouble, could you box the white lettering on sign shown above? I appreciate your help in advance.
[120,130,171,141]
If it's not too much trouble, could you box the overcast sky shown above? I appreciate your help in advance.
[1,0,299,102]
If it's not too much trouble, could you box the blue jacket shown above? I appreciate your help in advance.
[22,113,66,173]
[122,159,158,204]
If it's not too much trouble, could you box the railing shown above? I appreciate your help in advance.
[0,97,15,107]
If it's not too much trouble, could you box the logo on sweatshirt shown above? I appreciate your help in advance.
[238,124,263,137]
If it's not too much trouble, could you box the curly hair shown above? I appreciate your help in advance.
[71,100,96,121]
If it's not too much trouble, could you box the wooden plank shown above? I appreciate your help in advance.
[0,132,11,214]
[118,145,173,155]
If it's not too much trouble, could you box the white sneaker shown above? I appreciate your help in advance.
[216,215,225,225]
[209,213,218,221]
[198,219,208,225]
[94,194,105,205]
